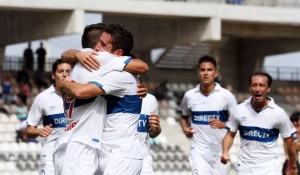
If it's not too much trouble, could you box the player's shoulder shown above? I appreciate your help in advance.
[184,85,198,96]
[36,85,55,98]
[144,93,157,102]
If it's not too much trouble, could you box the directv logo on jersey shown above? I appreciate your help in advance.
[54,117,65,125]
[243,130,270,138]
[192,111,228,125]
[239,125,279,142]
[137,114,149,132]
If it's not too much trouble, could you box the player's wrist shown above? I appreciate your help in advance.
[286,166,298,173]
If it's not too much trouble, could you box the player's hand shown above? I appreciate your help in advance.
[137,82,147,98]
[286,167,298,175]
[209,119,226,129]
[221,153,230,164]
[38,124,53,137]
[148,113,161,136]
[182,127,194,138]
[76,51,100,72]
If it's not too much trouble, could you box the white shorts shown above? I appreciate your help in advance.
[53,141,99,175]
[99,156,143,175]
[237,166,281,175]
[190,154,230,175]
[141,154,154,175]
[40,142,56,175]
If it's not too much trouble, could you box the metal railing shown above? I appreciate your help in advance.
[2,56,57,72]
[263,66,300,81]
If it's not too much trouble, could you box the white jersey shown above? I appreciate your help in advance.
[138,94,158,165]
[227,97,296,172]
[179,83,237,164]
[60,49,131,149]
[27,85,66,147]
[91,71,143,159]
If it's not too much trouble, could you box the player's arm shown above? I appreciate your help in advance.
[148,113,161,138]
[124,59,149,75]
[285,137,298,175]
[221,131,236,164]
[26,125,52,138]
[61,49,100,71]
[180,115,194,138]
[60,80,105,99]
[209,118,226,129]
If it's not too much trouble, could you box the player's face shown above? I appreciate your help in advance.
[52,63,71,85]
[197,62,218,87]
[99,32,113,53]
[249,75,270,107]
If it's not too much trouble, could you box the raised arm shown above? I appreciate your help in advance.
[124,59,149,75]
[60,80,105,99]
[221,131,236,164]
[61,49,100,71]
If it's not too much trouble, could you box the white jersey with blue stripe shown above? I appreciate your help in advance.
[179,83,237,163]
[27,85,66,147]
[227,97,296,171]
[61,49,131,149]
[138,94,158,158]
[90,71,143,159]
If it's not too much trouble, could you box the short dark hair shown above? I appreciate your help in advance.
[248,71,273,87]
[81,23,106,48]
[290,112,300,122]
[52,58,65,74]
[104,24,133,56]
[198,55,217,70]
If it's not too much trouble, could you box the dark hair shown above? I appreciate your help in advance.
[52,58,64,74]
[104,24,133,56]
[290,112,300,122]
[81,23,106,48]
[198,55,217,70]
[248,71,273,87]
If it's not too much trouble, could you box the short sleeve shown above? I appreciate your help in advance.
[89,71,132,98]
[278,110,297,138]
[226,108,239,132]
[179,92,189,116]
[108,56,132,72]
[27,96,43,126]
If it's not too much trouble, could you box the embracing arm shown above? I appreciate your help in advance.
[61,49,100,71]
[124,59,149,75]
[60,80,105,99]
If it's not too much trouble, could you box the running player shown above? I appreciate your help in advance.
[221,71,298,175]
[179,55,237,175]
[138,93,161,174]
[26,59,71,175]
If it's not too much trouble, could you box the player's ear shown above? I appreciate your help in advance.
[113,49,123,56]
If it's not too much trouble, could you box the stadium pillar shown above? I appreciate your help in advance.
[0,46,3,74]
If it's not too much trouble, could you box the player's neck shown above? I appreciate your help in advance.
[200,83,215,96]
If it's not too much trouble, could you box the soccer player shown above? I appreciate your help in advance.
[138,93,161,174]
[179,55,237,175]
[26,59,71,175]
[55,24,148,175]
[221,71,298,175]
